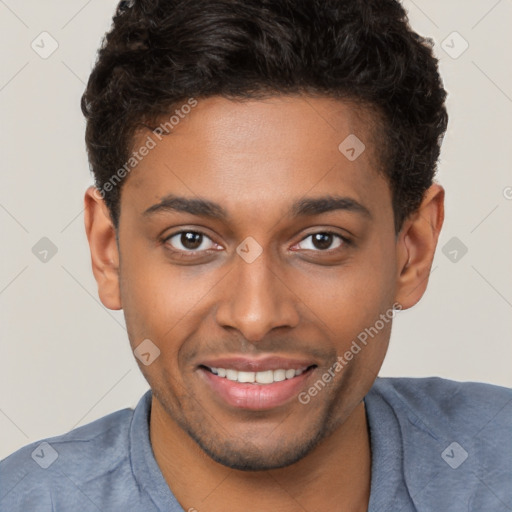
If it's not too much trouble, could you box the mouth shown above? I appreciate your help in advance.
[200,365,314,384]
[197,358,318,410]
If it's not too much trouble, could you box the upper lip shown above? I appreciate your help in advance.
[199,356,317,372]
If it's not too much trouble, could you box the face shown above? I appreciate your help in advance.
[87,95,440,471]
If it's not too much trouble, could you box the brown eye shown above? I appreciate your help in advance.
[181,232,203,250]
[312,233,334,250]
[295,232,346,251]
[165,231,215,252]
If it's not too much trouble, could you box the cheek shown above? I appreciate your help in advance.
[118,245,222,349]
[295,244,396,364]
[303,263,394,331]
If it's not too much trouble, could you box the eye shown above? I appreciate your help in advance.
[164,231,217,253]
[294,231,348,251]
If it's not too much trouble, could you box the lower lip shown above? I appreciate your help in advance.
[199,368,314,411]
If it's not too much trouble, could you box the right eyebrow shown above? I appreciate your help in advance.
[142,194,229,221]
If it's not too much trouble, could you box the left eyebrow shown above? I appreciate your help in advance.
[142,193,371,221]
[290,195,372,219]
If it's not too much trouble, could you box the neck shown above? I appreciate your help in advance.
[149,398,371,512]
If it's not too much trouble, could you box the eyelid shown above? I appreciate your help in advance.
[162,228,352,256]
[292,230,351,251]
[163,229,220,254]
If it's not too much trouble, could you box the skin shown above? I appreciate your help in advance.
[84,95,444,512]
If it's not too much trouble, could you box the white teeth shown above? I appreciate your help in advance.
[237,371,255,383]
[255,370,274,384]
[273,369,286,382]
[208,366,308,384]
[226,369,238,381]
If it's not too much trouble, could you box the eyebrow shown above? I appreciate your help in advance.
[142,194,371,220]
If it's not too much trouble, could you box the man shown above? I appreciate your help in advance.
[1,0,511,511]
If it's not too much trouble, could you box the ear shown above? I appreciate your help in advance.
[394,183,445,310]
[84,186,122,310]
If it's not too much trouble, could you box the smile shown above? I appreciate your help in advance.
[198,361,317,410]
[204,366,308,384]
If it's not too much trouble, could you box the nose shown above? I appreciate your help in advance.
[215,248,300,343]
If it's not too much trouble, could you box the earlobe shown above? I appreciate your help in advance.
[394,184,445,310]
[84,186,122,310]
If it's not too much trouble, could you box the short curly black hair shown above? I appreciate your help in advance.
[81,0,448,232]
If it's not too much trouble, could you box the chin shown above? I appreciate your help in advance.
[183,421,328,471]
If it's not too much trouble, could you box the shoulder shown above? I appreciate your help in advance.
[0,406,135,511]
[367,377,512,509]
[1,405,134,471]
[371,375,512,404]
[370,376,512,428]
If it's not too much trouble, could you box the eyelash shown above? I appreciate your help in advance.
[162,229,352,257]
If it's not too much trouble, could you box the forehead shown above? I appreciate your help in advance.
[123,95,390,222]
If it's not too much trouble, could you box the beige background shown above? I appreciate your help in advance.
[1,0,511,459]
